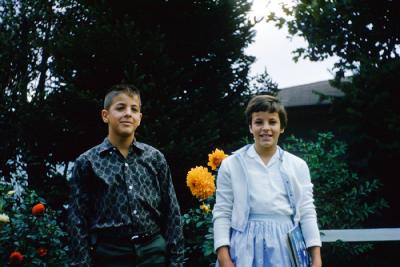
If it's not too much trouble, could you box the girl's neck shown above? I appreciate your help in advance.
[254,144,277,165]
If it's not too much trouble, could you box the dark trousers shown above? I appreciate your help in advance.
[92,233,166,267]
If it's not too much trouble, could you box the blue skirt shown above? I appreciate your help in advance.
[220,214,294,267]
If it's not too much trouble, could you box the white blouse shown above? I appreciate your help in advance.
[246,145,293,215]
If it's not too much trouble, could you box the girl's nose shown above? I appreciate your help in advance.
[261,123,270,130]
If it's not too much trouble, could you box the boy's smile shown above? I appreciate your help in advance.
[101,93,142,139]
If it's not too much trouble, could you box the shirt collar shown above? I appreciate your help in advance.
[98,137,145,155]
[247,144,281,163]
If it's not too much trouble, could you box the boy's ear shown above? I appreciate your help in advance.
[249,125,253,134]
[101,109,109,123]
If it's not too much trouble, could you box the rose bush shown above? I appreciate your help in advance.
[0,183,68,266]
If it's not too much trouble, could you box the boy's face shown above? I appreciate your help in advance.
[101,93,142,139]
[249,111,284,151]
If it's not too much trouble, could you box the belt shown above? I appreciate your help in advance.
[94,226,160,245]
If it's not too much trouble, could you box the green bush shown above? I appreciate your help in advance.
[0,182,68,266]
[182,198,215,266]
[283,132,388,265]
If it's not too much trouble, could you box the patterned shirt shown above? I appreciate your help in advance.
[67,138,184,266]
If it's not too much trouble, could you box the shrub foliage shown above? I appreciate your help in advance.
[0,183,68,266]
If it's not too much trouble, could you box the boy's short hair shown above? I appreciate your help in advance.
[245,95,288,129]
[104,84,141,110]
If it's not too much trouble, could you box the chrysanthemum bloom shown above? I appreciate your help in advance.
[207,148,228,170]
[37,247,48,257]
[186,166,215,199]
[9,251,24,264]
[0,213,10,223]
[200,203,211,214]
[32,203,45,215]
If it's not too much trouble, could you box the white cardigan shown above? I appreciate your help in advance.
[212,145,321,251]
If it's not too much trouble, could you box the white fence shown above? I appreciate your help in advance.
[320,228,400,242]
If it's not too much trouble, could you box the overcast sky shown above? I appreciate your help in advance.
[246,0,338,88]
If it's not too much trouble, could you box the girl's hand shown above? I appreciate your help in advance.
[217,246,235,267]
[219,258,235,267]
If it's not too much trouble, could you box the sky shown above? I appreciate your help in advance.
[246,0,338,88]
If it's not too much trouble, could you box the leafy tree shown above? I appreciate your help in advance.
[0,0,73,209]
[1,0,261,213]
[50,0,256,208]
[249,68,279,96]
[268,0,400,227]
[267,0,399,70]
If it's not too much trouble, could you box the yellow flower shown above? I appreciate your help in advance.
[7,190,15,195]
[0,213,10,224]
[200,203,211,214]
[207,148,228,170]
[186,166,215,199]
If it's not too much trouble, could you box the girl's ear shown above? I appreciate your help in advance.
[249,125,253,134]
[280,128,285,134]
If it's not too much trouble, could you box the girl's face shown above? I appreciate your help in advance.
[249,111,284,151]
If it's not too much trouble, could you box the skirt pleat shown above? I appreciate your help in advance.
[218,214,294,267]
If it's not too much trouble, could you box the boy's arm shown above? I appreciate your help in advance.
[67,157,92,266]
[159,156,185,267]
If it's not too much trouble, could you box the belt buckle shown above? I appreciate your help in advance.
[130,234,140,242]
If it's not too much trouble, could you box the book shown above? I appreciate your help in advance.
[287,225,312,267]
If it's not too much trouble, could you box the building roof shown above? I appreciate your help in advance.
[277,80,344,107]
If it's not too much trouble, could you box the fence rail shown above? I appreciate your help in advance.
[320,228,400,242]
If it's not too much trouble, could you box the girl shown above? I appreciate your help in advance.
[212,95,322,267]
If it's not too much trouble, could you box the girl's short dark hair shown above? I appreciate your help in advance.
[245,95,288,129]
[103,84,141,110]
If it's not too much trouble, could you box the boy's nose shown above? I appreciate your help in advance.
[124,108,133,116]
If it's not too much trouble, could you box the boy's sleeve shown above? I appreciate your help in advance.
[67,157,92,266]
[159,155,185,267]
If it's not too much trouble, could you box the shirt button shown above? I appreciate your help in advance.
[124,163,129,167]
[129,185,133,190]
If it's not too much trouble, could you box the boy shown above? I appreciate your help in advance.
[67,84,184,267]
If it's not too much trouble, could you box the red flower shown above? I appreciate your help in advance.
[9,251,24,264]
[32,203,45,215]
[37,247,48,257]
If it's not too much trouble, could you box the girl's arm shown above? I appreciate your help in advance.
[309,246,322,267]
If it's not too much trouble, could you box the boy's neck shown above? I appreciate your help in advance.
[107,134,135,155]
